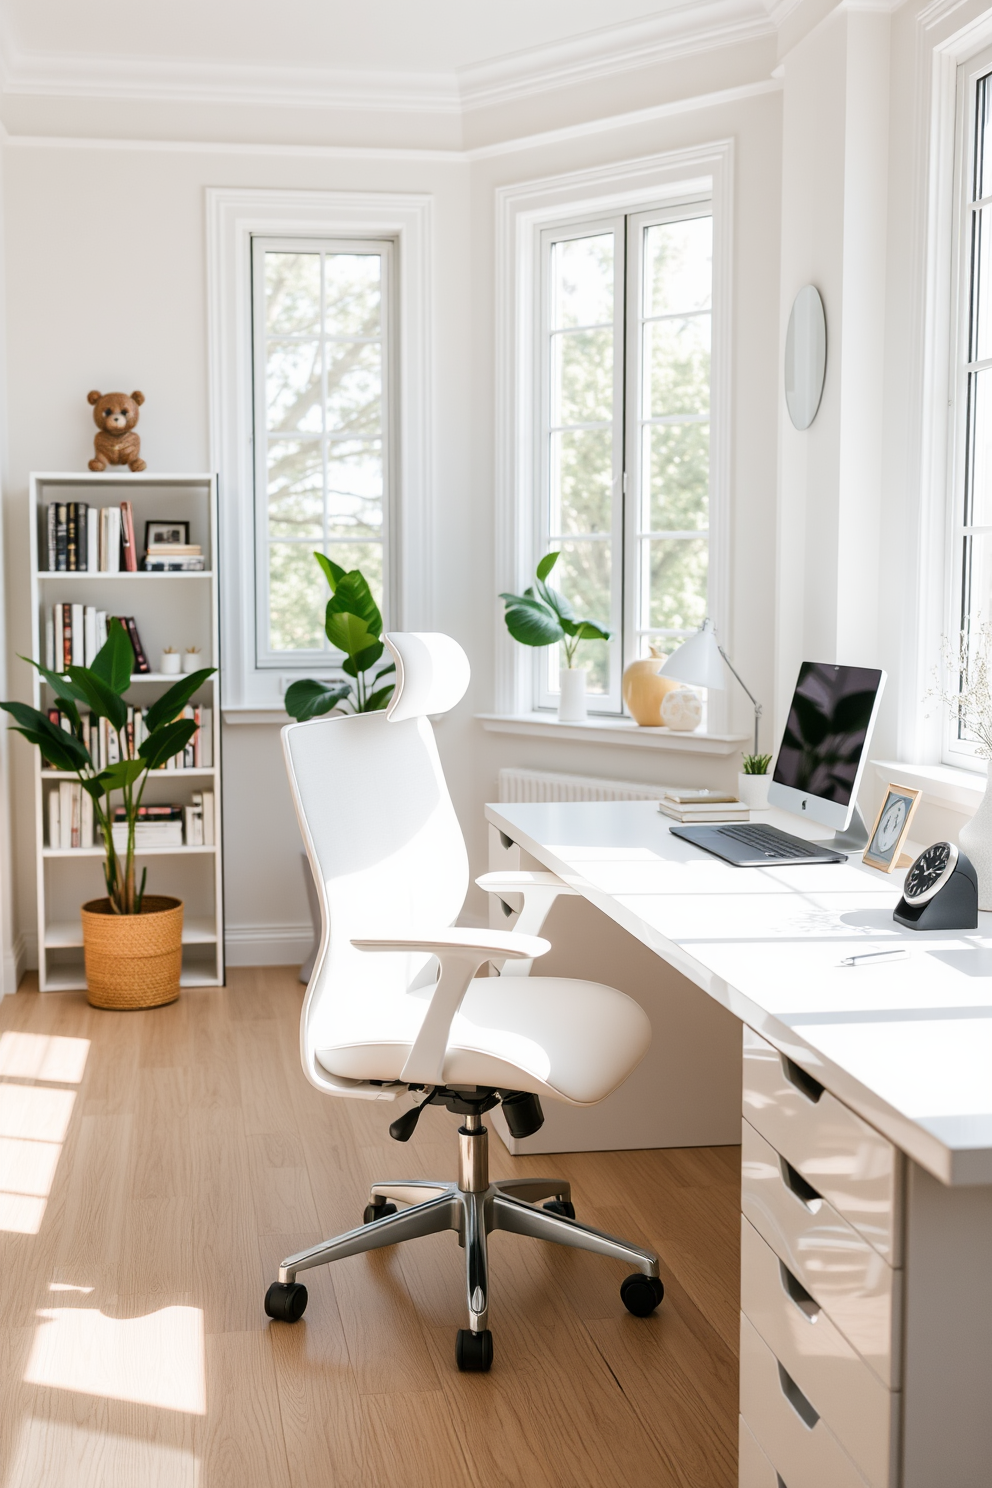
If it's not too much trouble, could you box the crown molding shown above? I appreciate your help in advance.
[0,2,778,119]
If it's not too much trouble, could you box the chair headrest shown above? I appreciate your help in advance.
[384,632,471,722]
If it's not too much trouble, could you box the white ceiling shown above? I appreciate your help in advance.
[2,1,734,75]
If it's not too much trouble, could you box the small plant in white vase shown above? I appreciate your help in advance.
[160,646,181,676]
[738,752,773,810]
[182,646,202,675]
[928,622,992,908]
[500,551,611,722]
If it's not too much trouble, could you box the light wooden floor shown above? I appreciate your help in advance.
[0,967,740,1488]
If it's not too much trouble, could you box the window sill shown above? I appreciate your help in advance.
[477,712,749,755]
[872,759,986,812]
[222,707,289,726]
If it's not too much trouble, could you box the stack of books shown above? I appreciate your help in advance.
[44,704,213,771]
[184,791,216,846]
[111,804,184,851]
[45,502,135,572]
[47,781,94,849]
[45,609,150,673]
[657,788,750,823]
[144,543,205,572]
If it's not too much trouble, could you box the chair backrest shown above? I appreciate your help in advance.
[282,633,470,1091]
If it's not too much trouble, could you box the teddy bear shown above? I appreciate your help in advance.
[87,390,146,472]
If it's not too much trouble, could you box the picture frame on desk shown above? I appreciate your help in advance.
[863,783,921,872]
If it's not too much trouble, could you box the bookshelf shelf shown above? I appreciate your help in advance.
[30,471,224,992]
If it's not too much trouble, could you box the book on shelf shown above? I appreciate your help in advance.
[42,701,212,772]
[185,791,216,846]
[657,799,750,823]
[47,781,93,849]
[120,501,138,572]
[111,803,185,850]
[122,614,150,672]
[101,506,121,572]
[47,605,110,671]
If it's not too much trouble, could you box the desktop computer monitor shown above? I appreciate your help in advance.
[767,662,886,836]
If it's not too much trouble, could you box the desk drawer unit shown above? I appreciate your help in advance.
[740,1313,872,1488]
[742,1119,900,1388]
[739,1415,780,1488]
[742,1027,902,1265]
[741,1215,897,1487]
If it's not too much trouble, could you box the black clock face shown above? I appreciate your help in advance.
[905,842,952,901]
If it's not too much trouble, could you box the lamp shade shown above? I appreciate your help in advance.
[658,621,726,691]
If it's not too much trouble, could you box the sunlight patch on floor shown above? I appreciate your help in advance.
[0,1032,90,1084]
[4,1419,198,1488]
[24,1306,207,1414]
[0,1087,76,1234]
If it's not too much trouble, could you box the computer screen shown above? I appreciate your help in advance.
[773,662,884,807]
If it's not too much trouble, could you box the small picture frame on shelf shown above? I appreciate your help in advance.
[145,519,190,550]
[863,783,921,872]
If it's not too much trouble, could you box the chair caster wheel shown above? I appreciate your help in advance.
[264,1281,308,1322]
[456,1328,493,1372]
[363,1201,398,1224]
[620,1273,664,1317]
[543,1198,576,1219]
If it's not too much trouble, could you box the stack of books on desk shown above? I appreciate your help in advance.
[657,788,749,823]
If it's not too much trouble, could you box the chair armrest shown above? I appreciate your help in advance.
[476,870,577,973]
[350,926,549,960]
[351,928,550,1086]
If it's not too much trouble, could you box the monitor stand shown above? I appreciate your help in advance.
[825,803,869,854]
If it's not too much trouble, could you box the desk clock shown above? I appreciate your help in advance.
[893,842,978,931]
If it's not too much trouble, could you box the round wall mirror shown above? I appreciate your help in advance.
[784,285,826,430]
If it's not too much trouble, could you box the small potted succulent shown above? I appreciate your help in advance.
[1,619,214,1009]
[738,753,773,811]
[500,551,611,721]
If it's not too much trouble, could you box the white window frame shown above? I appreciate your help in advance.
[250,235,396,670]
[495,143,731,726]
[207,188,432,713]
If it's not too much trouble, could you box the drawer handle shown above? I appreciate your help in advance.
[499,831,514,850]
[777,1362,820,1429]
[780,1157,822,1210]
[778,1260,821,1322]
[781,1056,824,1103]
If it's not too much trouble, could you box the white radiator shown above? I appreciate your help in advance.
[497,768,670,803]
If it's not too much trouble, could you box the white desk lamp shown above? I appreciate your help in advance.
[658,620,763,754]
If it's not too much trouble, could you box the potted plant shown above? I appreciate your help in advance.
[500,551,611,721]
[1,619,214,1009]
[738,752,773,810]
[283,554,395,720]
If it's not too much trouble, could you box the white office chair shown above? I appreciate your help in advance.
[264,632,662,1371]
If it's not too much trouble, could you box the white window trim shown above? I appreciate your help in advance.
[494,141,733,726]
[207,187,433,711]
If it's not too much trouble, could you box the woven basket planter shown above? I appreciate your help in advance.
[80,896,184,1010]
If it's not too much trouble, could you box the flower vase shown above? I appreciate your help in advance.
[737,772,771,811]
[558,668,588,723]
[959,776,992,911]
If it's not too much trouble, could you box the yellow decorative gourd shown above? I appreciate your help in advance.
[622,646,681,726]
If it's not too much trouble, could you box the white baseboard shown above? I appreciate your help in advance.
[224,922,313,967]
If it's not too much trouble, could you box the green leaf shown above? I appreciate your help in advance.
[90,618,134,693]
[535,551,560,582]
[138,718,198,772]
[502,601,564,649]
[326,570,382,640]
[96,758,146,792]
[0,701,92,770]
[324,610,376,657]
[533,578,576,623]
[284,678,352,722]
[314,551,347,593]
[66,667,128,731]
[571,620,613,643]
[361,685,395,713]
[144,669,216,733]
[341,639,384,678]
[21,656,87,728]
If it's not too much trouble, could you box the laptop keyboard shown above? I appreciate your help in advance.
[717,824,823,859]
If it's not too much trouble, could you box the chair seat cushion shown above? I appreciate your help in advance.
[315,975,651,1106]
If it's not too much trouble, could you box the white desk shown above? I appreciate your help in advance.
[485,800,992,1488]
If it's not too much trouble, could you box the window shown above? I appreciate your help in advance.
[949,59,992,764]
[251,237,394,669]
[536,204,713,713]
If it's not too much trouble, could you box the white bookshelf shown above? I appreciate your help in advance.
[29,472,224,991]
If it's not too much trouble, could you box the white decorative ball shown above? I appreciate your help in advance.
[660,687,702,732]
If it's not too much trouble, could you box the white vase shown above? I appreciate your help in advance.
[959,775,992,911]
[181,651,202,674]
[558,667,588,722]
[738,772,771,811]
[160,651,181,675]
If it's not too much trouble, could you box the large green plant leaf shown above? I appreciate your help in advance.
[66,667,128,731]
[533,578,576,624]
[342,640,384,678]
[90,619,134,693]
[138,718,197,771]
[94,759,146,792]
[21,656,87,730]
[362,685,394,712]
[501,599,563,648]
[326,570,382,640]
[535,551,560,581]
[325,611,376,657]
[570,619,613,642]
[284,678,351,721]
[0,700,92,770]
[144,670,216,733]
[314,552,347,593]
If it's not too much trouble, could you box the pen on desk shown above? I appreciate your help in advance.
[840,948,909,967]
